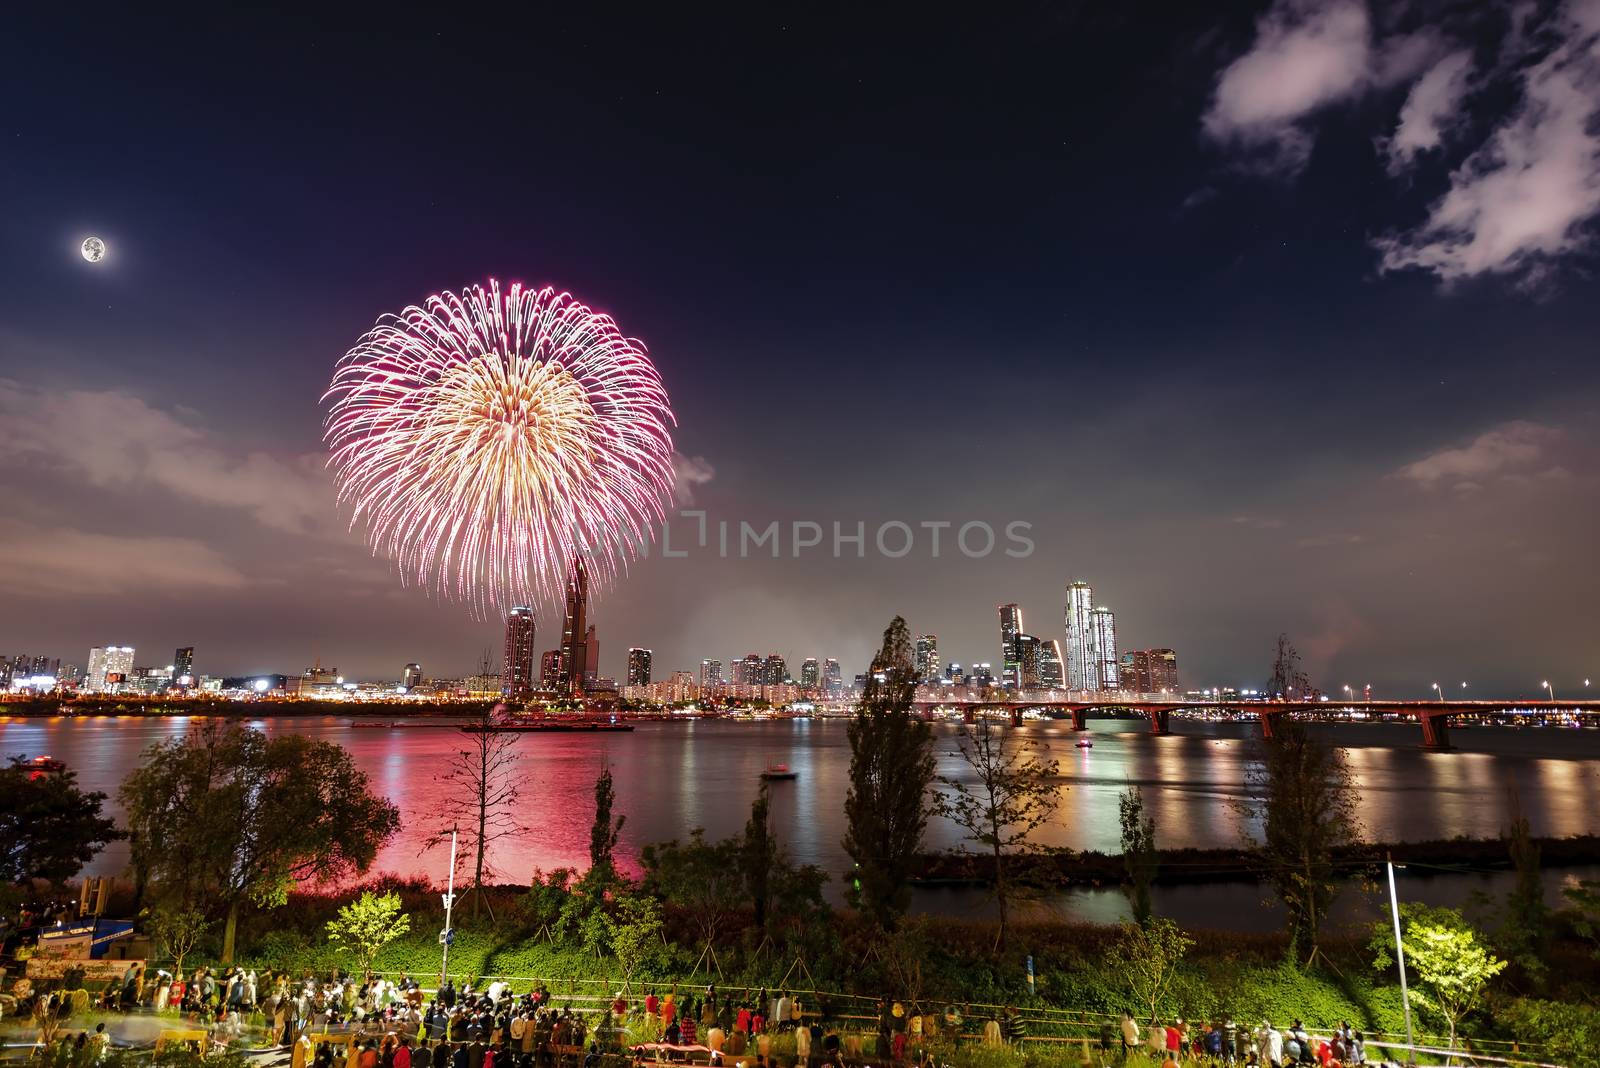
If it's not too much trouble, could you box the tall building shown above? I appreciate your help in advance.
[504,607,537,697]
[1017,634,1041,688]
[557,557,590,697]
[627,648,653,687]
[734,653,764,686]
[799,657,820,688]
[969,662,995,689]
[1038,638,1065,690]
[1063,580,1095,691]
[822,657,842,693]
[86,645,135,692]
[1090,606,1119,690]
[914,634,940,684]
[1119,649,1179,694]
[699,659,723,688]
[403,662,424,690]
[173,646,195,685]
[763,653,787,685]
[583,626,599,685]
[540,649,562,688]
[998,604,1022,688]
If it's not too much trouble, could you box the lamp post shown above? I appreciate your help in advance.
[439,826,457,987]
[1431,682,1443,703]
[1542,680,1556,704]
[1387,857,1415,1059]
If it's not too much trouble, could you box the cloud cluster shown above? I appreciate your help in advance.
[672,452,716,505]
[1394,419,1568,492]
[1204,0,1600,287]
[0,520,249,597]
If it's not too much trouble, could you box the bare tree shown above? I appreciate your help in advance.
[422,708,530,920]
[934,716,1059,950]
[1269,633,1311,699]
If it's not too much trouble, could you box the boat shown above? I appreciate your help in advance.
[760,763,798,781]
[25,755,67,778]
[1074,739,1093,749]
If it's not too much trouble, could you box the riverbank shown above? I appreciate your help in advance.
[909,834,1600,888]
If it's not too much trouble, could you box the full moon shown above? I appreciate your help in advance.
[81,236,106,263]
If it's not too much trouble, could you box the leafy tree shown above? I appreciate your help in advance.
[1236,718,1361,965]
[0,755,121,884]
[524,868,579,941]
[421,710,530,920]
[1119,785,1158,925]
[607,892,666,991]
[1564,878,1600,960]
[326,889,412,980]
[742,784,777,930]
[120,723,400,962]
[641,829,743,972]
[1379,907,1507,1052]
[588,765,626,889]
[145,903,211,979]
[1106,916,1193,1024]
[1500,785,1547,975]
[843,616,936,929]
[933,717,1059,950]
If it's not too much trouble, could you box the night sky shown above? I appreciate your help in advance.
[3,3,1597,695]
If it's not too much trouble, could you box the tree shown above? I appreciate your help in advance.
[422,710,530,920]
[1500,785,1547,974]
[120,723,400,962]
[1564,878,1600,960]
[843,616,936,929]
[1376,907,1506,1052]
[1119,785,1158,926]
[742,784,777,930]
[1106,917,1193,1024]
[326,890,412,980]
[0,755,121,884]
[589,765,626,889]
[933,717,1059,950]
[606,892,666,992]
[641,830,744,975]
[1268,634,1311,699]
[1236,718,1361,965]
[145,902,211,979]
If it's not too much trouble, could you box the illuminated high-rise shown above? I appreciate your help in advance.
[998,604,1022,687]
[540,649,562,688]
[1017,633,1041,688]
[823,657,842,694]
[763,653,787,685]
[627,648,653,687]
[1119,648,1178,694]
[402,662,424,690]
[1090,606,1118,690]
[799,658,820,688]
[173,646,195,685]
[700,659,723,688]
[557,557,590,696]
[1063,581,1094,691]
[914,634,940,683]
[1038,638,1065,690]
[86,645,135,692]
[504,608,537,697]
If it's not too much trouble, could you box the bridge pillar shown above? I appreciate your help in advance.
[1148,708,1169,735]
[1011,708,1024,727]
[1259,709,1275,739]
[1420,712,1451,749]
[1071,708,1087,731]
[963,707,975,725]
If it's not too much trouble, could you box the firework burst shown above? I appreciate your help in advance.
[323,280,675,616]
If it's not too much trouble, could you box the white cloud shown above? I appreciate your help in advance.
[672,452,716,505]
[0,380,332,534]
[0,520,250,596]
[1375,0,1600,285]
[1394,419,1566,490]
[1384,49,1476,172]
[1202,0,1375,173]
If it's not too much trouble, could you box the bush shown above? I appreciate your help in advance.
[1494,997,1600,1068]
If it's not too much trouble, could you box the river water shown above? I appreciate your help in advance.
[6,715,1597,932]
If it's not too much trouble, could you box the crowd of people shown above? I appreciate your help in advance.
[1115,1015,1370,1068]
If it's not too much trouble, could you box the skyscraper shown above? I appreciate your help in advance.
[735,653,764,686]
[1017,633,1041,688]
[540,649,562,688]
[823,657,842,694]
[700,659,723,688]
[914,634,940,684]
[627,648,653,687]
[762,653,787,685]
[504,607,537,697]
[173,646,195,685]
[1090,605,1118,690]
[583,626,599,685]
[1063,580,1095,691]
[558,557,589,696]
[1038,638,1065,689]
[1120,649,1178,693]
[86,646,134,692]
[799,658,820,688]
[998,604,1022,688]
[403,662,424,690]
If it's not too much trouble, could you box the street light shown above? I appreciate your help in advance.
[1431,682,1443,703]
[1542,680,1556,703]
[1387,857,1416,1057]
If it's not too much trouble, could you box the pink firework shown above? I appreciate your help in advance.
[323,280,675,616]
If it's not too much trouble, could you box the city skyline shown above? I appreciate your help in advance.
[3,5,1598,694]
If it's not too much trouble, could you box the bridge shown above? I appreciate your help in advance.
[909,696,1600,749]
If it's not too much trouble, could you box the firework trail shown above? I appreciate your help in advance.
[323,280,675,616]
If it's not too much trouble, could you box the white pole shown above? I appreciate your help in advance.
[1387,859,1414,1060]
[441,827,458,988]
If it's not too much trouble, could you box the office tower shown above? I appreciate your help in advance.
[799,658,820,688]
[763,653,787,685]
[558,557,590,696]
[998,604,1022,687]
[969,662,995,688]
[914,634,940,684]
[1147,648,1178,693]
[173,646,195,685]
[1017,634,1041,688]
[700,659,723,688]
[504,607,537,697]
[627,648,653,687]
[823,658,842,693]
[734,653,763,686]
[1122,649,1178,693]
[540,649,562,688]
[1063,580,1095,691]
[1038,638,1065,689]
[1090,606,1118,690]
[402,663,424,690]
[946,662,965,684]
[86,646,135,691]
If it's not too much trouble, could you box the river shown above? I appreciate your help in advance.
[5,715,1597,932]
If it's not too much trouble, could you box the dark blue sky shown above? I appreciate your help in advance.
[3,2,1597,694]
